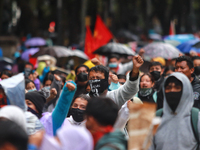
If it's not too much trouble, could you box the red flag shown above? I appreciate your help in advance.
[93,15,113,50]
[169,20,176,35]
[84,26,96,59]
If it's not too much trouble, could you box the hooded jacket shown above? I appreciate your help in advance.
[149,72,200,150]
[95,130,127,150]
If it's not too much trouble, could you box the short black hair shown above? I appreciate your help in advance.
[149,61,163,70]
[108,54,120,61]
[140,73,155,84]
[72,94,90,106]
[75,65,89,75]
[89,65,109,80]
[0,119,28,150]
[0,70,12,78]
[117,74,126,81]
[43,74,54,85]
[25,62,33,68]
[175,56,194,69]
[192,56,200,61]
[85,97,119,126]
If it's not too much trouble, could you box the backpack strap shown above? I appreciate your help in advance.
[191,107,199,150]
[156,108,163,117]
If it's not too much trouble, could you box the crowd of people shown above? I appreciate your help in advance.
[1,48,200,150]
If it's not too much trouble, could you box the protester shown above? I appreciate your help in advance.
[85,97,127,150]
[107,54,133,74]
[67,94,90,126]
[0,105,27,132]
[0,120,28,150]
[149,61,164,91]
[135,73,156,103]
[117,74,126,85]
[88,55,143,108]
[25,79,37,92]
[192,56,200,78]
[150,72,200,150]
[43,74,54,88]
[0,70,12,80]
[74,64,89,97]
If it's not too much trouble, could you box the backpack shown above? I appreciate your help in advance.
[156,108,199,149]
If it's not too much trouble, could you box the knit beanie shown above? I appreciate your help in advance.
[25,91,46,115]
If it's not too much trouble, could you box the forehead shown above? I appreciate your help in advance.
[109,58,118,62]
[89,70,105,77]
[73,97,88,105]
[176,61,188,67]
[150,65,161,69]
[77,67,87,72]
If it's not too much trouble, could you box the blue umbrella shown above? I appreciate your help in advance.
[164,34,198,43]
[176,39,200,53]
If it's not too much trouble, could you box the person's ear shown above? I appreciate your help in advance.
[190,68,194,74]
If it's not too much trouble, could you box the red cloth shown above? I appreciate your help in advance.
[93,15,113,50]
[92,125,114,147]
[84,26,96,59]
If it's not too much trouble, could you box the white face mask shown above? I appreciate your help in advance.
[43,86,50,90]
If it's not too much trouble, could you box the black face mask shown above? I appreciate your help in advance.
[70,108,85,122]
[150,71,161,81]
[165,91,182,113]
[27,107,40,118]
[77,72,88,82]
[194,66,200,76]
[89,79,108,97]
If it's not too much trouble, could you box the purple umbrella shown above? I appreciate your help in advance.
[25,37,46,47]
[21,48,39,61]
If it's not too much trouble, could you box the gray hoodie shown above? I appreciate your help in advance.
[149,72,200,150]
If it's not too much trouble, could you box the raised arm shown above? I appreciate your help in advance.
[52,81,76,135]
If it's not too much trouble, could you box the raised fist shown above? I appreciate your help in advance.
[132,55,144,69]
[66,82,76,91]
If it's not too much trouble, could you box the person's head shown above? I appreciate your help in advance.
[175,56,194,79]
[85,97,119,133]
[0,70,12,80]
[117,74,126,85]
[0,105,27,132]
[170,58,177,67]
[163,66,175,78]
[43,74,54,87]
[24,62,33,70]
[149,61,163,81]
[75,65,89,75]
[108,54,120,67]
[192,56,200,76]
[25,91,46,118]
[88,65,109,97]
[59,75,66,88]
[140,73,155,89]
[164,75,183,113]
[25,79,36,92]
[75,65,89,86]
[70,94,90,122]
[0,119,28,150]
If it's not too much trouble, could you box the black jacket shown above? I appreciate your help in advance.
[157,74,200,110]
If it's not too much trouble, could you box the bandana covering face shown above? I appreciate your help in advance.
[89,79,108,97]
[139,88,153,97]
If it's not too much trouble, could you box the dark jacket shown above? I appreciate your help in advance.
[157,74,200,110]
[95,130,127,150]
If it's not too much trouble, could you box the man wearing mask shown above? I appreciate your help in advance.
[88,55,143,108]
[192,56,200,78]
[150,72,200,150]
[149,61,164,91]
[107,54,133,74]
[74,65,89,97]
[157,56,200,110]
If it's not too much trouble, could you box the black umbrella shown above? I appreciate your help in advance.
[0,57,13,72]
[93,43,135,56]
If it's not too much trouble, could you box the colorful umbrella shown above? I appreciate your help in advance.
[25,37,46,47]
[176,39,200,53]
[21,48,39,61]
